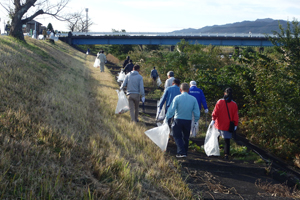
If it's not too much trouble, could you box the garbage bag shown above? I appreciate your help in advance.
[204,123,220,156]
[145,122,170,151]
[93,58,100,68]
[157,77,162,87]
[190,114,199,138]
[156,100,165,121]
[115,90,129,114]
[117,70,125,82]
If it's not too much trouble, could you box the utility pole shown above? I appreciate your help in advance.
[85,8,88,33]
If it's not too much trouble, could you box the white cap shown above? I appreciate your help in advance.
[190,81,196,86]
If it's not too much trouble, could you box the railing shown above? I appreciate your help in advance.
[57,32,271,38]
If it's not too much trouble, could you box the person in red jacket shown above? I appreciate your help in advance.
[211,87,239,160]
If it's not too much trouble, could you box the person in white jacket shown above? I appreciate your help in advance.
[98,50,107,72]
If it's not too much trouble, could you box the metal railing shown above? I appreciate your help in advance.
[57,32,270,38]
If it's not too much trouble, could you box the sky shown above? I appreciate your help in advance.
[1,0,300,33]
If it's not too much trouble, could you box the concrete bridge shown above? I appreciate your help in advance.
[59,32,273,47]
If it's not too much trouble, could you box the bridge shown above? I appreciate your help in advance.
[58,32,274,47]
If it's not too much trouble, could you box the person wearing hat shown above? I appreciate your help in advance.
[189,81,209,114]
[164,71,175,89]
[165,83,200,158]
[188,81,209,137]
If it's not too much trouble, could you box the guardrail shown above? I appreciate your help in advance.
[57,32,270,38]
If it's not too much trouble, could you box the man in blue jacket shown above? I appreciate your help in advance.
[157,79,181,119]
[165,83,200,157]
[189,81,208,114]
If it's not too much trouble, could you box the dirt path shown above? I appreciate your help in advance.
[105,61,297,200]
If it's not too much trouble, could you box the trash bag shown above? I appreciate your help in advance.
[204,123,220,156]
[156,100,166,121]
[93,58,100,68]
[157,77,162,87]
[190,114,199,138]
[117,70,125,82]
[115,90,129,114]
[145,122,170,151]
[190,123,199,138]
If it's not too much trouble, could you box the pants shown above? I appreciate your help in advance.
[100,63,105,72]
[127,93,140,122]
[224,138,230,155]
[172,119,192,155]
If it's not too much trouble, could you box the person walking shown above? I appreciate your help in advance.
[165,83,200,158]
[123,56,130,68]
[123,60,134,74]
[157,79,181,118]
[98,50,107,72]
[42,29,47,40]
[164,71,175,89]
[210,87,239,160]
[120,65,145,123]
[188,81,209,135]
[150,67,159,87]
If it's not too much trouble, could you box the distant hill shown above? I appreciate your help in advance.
[172,18,288,34]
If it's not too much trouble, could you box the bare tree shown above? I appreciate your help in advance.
[66,10,93,32]
[0,0,70,40]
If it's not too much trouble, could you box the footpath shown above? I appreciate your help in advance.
[106,61,298,200]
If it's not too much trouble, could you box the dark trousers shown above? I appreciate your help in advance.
[172,119,192,155]
[224,138,230,155]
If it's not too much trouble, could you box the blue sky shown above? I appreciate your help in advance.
[1,0,300,33]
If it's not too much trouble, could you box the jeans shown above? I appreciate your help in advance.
[172,119,192,155]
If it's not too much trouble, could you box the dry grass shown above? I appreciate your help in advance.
[0,36,192,199]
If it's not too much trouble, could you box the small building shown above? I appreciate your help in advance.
[23,20,43,34]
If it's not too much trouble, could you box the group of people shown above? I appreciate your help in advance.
[158,71,239,159]
[117,56,239,159]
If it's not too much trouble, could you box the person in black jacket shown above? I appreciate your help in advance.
[124,60,134,74]
[123,56,130,68]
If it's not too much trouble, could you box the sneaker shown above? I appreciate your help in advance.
[176,154,187,158]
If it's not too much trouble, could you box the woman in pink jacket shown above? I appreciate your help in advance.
[211,88,239,160]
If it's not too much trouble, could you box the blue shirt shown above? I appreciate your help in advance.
[158,85,181,112]
[166,92,200,121]
[188,86,208,110]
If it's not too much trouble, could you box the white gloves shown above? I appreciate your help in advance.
[234,126,237,131]
[120,87,123,90]
[204,109,209,114]
[210,120,215,126]
[141,97,145,103]
[194,122,199,127]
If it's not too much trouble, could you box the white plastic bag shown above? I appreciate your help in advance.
[115,90,129,114]
[145,122,170,151]
[204,123,220,156]
[117,70,125,82]
[156,100,166,121]
[93,58,100,68]
[190,114,199,138]
[157,77,162,87]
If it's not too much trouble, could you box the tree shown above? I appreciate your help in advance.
[47,23,54,32]
[66,11,93,32]
[0,0,69,40]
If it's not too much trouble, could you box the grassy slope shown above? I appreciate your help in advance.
[0,37,192,199]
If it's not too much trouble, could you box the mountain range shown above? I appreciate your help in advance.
[172,18,288,34]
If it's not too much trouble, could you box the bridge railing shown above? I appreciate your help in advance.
[57,32,271,38]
